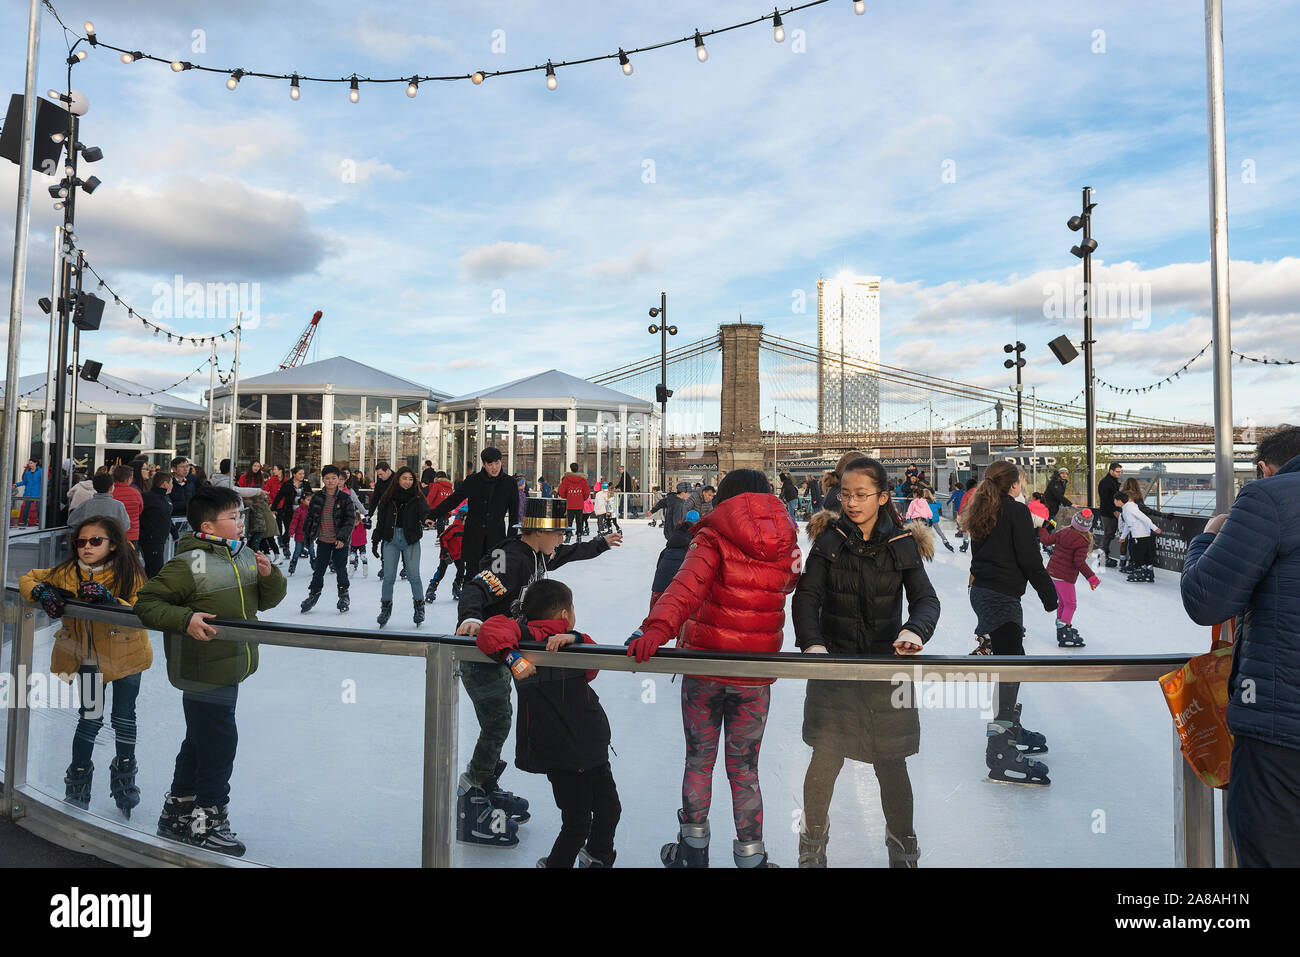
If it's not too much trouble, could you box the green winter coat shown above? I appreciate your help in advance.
[134,532,287,692]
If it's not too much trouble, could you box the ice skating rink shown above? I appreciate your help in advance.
[11,519,1207,867]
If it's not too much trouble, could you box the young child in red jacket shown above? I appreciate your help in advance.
[627,469,801,869]
[286,490,313,575]
[426,503,468,602]
[1038,507,1100,647]
[476,578,619,868]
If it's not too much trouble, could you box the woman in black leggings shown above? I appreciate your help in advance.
[959,461,1058,786]
[793,455,940,867]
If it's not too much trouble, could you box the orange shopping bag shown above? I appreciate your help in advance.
[1159,620,1235,788]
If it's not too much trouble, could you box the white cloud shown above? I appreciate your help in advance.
[459,241,554,281]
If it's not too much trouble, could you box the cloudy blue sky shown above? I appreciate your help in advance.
[2,0,1298,427]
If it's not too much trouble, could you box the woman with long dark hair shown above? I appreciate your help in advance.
[372,466,431,627]
[958,460,1058,786]
[272,465,311,558]
[794,456,939,867]
[627,468,801,868]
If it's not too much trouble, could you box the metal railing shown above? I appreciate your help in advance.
[2,572,1219,868]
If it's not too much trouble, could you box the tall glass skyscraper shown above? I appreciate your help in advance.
[817,275,881,433]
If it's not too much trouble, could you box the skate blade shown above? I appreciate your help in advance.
[986,772,1051,787]
[1016,746,1049,756]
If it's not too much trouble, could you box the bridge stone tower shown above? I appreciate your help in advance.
[717,321,766,474]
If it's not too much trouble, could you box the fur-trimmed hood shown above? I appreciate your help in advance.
[806,508,935,561]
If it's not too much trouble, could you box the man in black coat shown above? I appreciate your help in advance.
[1096,462,1123,566]
[140,472,177,578]
[1043,468,1073,520]
[428,447,521,577]
[167,456,197,536]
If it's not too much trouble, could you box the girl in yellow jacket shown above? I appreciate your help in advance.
[19,516,151,816]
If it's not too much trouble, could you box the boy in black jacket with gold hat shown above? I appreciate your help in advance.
[452,496,622,847]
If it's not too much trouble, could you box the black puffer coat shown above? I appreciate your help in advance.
[302,487,357,544]
[372,485,431,545]
[792,510,941,763]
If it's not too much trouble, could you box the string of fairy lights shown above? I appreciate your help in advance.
[1095,341,1298,396]
[80,258,240,346]
[71,0,858,101]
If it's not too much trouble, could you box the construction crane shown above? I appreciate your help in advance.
[279,310,323,369]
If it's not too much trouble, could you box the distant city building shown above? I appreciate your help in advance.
[817,275,880,433]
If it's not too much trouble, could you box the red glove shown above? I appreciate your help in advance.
[627,631,666,663]
[1088,576,1100,591]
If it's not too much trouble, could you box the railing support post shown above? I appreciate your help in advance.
[1173,723,1215,866]
[3,602,35,820]
[421,643,458,867]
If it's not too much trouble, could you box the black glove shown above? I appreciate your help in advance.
[30,582,67,619]
[363,518,372,530]
[371,541,380,559]
[77,580,113,604]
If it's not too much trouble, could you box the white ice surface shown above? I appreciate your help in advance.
[14,520,1209,867]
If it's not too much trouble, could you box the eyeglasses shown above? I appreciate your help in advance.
[841,490,884,503]
[74,536,108,548]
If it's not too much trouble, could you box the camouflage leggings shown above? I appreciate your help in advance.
[680,676,770,842]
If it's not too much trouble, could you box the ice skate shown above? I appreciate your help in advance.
[661,809,709,868]
[187,804,246,857]
[451,579,463,601]
[1057,621,1085,648]
[986,723,1050,786]
[64,762,93,810]
[734,839,778,868]
[1008,702,1048,754]
[456,774,520,847]
[300,590,321,613]
[484,760,529,823]
[413,598,426,626]
[337,587,350,613]
[425,579,438,602]
[377,600,392,627]
[886,831,920,868]
[361,559,368,578]
[798,818,829,868]
[959,540,969,553]
[157,791,195,840]
[287,559,297,576]
[109,756,141,818]
[578,846,616,868]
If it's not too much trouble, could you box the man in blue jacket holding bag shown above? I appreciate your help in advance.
[1181,425,1300,867]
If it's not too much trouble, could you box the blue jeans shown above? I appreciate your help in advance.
[289,539,315,566]
[72,665,142,767]
[381,529,423,602]
[786,500,798,523]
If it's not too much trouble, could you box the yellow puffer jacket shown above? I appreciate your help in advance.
[18,561,153,684]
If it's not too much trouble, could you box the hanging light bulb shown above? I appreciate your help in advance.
[120,51,136,64]
[694,31,708,61]
[618,49,633,75]
[53,201,63,210]
[171,60,192,72]
[545,61,557,90]
[75,50,87,61]
[51,131,65,144]
[290,75,301,100]
[227,69,243,90]
[773,10,785,42]
[83,21,94,35]
[406,77,419,98]
[854,0,866,13]
[349,76,360,103]
[471,71,485,85]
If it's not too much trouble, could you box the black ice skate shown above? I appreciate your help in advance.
[425,579,438,602]
[661,809,709,868]
[109,756,141,818]
[986,723,1050,786]
[337,587,350,613]
[577,846,617,868]
[413,598,426,626]
[64,762,93,810]
[451,579,463,601]
[187,804,246,857]
[886,831,920,868]
[484,760,529,823]
[1008,702,1048,755]
[1056,620,1085,648]
[157,791,195,840]
[734,839,778,868]
[798,817,829,868]
[300,590,321,613]
[377,600,393,627]
[456,774,520,847]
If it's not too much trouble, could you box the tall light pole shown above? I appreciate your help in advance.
[1068,186,1099,508]
[1003,340,1026,447]
[648,292,675,491]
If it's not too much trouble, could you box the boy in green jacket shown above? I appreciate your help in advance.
[135,486,287,856]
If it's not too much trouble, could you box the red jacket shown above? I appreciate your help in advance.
[111,482,143,541]
[426,478,453,509]
[262,475,282,505]
[237,471,264,488]
[1028,499,1049,521]
[1039,525,1097,584]
[289,503,308,542]
[440,518,464,561]
[638,492,801,686]
[557,473,590,511]
[476,615,598,684]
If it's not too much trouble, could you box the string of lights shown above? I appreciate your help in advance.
[73,0,860,100]
[91,358,234,399]
[80,258,239,346]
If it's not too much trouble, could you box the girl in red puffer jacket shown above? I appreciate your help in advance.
[627,469,800,869]
[1038,507,1099,647]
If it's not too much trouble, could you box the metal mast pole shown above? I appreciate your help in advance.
[1032,386,1038,490]
[207,340,216,474]
[1082,186,1097,510]
[659,293,667,491]
[2,0,43,578]
[66,249,84,475]
[229,312,242,470]
[928,401,934,477]
[39,226,62,528]
[49,112,79,524]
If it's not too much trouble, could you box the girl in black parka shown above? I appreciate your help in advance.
[793,456,940,868]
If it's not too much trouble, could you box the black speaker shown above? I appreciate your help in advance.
[79,360,101,382]
[0,94,71,174]
[1048,334,1079,365]
[73,292,104,330]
